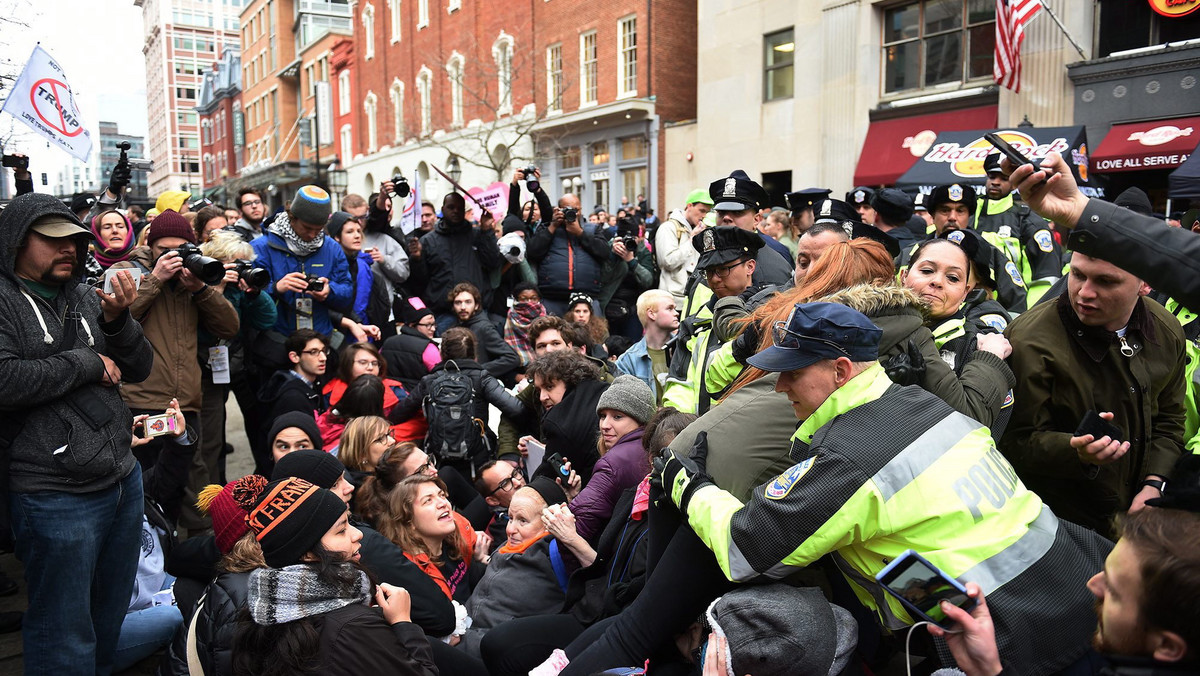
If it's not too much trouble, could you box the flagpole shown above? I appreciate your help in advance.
[1041,1,1087,60]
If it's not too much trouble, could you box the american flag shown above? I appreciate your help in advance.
[994,0,1043,92]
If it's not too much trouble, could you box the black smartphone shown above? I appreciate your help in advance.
[1,154,28,170]
[546,453,570,478]
[1075,409,1123,443]
[983,133,1036,170]
[876,549,976,628]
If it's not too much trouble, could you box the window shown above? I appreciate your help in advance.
[493,33,513,115]
[363,4,375,60]
[391,79,405,141]
[341,124,354,162]
[417,0,429,28]
[562,145,581,169]
[591,141,609,165]
[389,0,401,42]
[416,67,432,136]
[881,0,995,94]
[338,70,351,114]
[621,167,647,204]
[594,178,609,210]
[1097,1,1200,58]
[448,0,460,12]
[546,43,563,112]
[580,31,597,106]
[447,52,464,128]
[617,16,637,97]
[620,136,647,160]
[364,91,378,152]
[305,64,316,96]
[763,29,794,101]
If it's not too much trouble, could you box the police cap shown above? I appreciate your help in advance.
[926,184,978,215]
[785,188,832,212]
[845,187,876,207]
[811,198,860,225]
[937,228,996,288]
[870,188,915,226]
[850,222,901,259]
[709,170,770,212]
[693,225,764,270]
[983,153,1005,176]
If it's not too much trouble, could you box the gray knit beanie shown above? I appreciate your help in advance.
[290,185,333,226]
[596,374,655,425]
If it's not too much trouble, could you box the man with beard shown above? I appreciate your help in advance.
[932,505,1200,674]
[229,187,267,241]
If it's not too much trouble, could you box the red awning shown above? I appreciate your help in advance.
[1092,116,1200,173]
[853,105,998,186]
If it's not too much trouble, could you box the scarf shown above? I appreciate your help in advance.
[89,210,136,268]
[630,475,652,521]
[247,563,371,626]
[497,530,550,555]
[268,211,325,258]
[503,301,547,365]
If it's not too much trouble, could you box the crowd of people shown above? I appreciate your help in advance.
[0,147,1199,676]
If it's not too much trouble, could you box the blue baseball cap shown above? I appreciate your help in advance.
[746,302,883,373]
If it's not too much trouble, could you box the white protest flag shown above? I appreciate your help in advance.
[0,45,93,162]
[398,171,422,235]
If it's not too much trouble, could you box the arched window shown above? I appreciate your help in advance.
[446,53,464,128]
[416,67,432,137]
[338,70,351,114]
[362,4,376,60]
[390,79,405,142]
[388,0,401,43]
[364,91,378,152]
[492,32,514,115]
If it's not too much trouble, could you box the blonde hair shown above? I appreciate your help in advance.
[201,229,254,261]
[636,289,674,327]
[339,416,391,471]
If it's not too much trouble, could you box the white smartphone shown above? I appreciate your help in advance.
[103,267,143,294]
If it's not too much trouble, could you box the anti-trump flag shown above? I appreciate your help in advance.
[0,46,93,162]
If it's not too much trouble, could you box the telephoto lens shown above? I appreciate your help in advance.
[173,243,225,285]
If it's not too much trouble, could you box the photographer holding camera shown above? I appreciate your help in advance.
[604,218,658,338]
[527,193,610,318]
[113,209,239,533]
[2,153,34,196]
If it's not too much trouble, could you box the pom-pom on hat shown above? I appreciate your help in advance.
[199,475,268,554]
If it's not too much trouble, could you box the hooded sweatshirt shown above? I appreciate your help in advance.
[0,193,154,493]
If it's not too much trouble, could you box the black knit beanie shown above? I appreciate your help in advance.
[272,448,345,490]
[268,412,324,452]
[240,477,347,568]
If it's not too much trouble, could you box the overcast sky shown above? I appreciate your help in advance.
[0,0,149,179]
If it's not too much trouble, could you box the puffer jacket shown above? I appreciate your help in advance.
[380,326,439,391]
[407,218,503,315]
[114,247,240,413]
[0,193,153,494]
[527,221,609,300]
[820,284,1015,428]
[570,428,650,543]
[162,570,249,676]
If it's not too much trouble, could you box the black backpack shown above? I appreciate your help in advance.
[422,361,489,463]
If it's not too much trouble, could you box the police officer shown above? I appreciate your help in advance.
[869,188,919,255]
[709,170,793,284]
[785,188,832,235]
[655,302,1111,675]
[926,183,1028,314]
[845,186,877,225]
[976,153,1062,305]
[811,198,900,259]
[662,226,763,415]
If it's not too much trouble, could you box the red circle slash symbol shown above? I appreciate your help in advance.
[29,78,83,138]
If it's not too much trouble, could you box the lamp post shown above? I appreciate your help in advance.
[327,161,348,199]
[448,155,462,184]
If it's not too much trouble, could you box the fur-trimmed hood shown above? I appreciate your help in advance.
[817,283,930,355]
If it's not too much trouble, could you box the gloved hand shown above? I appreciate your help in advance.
[882,339,926,387]
[730,320,763,366]
[108,157,132,196]
[651,431,714,514]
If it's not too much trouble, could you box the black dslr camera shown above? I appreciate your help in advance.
[233,259,269,289]
[562,206,578,224]
[303,274,326,292]
[390,174,411,198]
[170,243,225,284]
[2,154,29,171]
[521,165,540,193]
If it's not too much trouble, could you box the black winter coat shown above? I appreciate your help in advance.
[563,488,648,625]
[162,570,250,676]
[380,326,437,391]
[406,219,503,315]
[258,369,324,423]
[388,358,524,429]
[538,378,608,483]
[461,312,520,379]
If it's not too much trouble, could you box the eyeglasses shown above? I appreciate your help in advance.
[415,455,437,475]
[372,430,396,446]
[302,347,329,357]
[354,359,379,369]
[240,199,263,207]
[416,320,436,329]
[487,469,523,496]
[705,259,749,279]
[771,319,851,357]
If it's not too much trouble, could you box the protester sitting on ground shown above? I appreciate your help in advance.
[451,282,521,382]
[481,408,695,676]
[336,415,396,488]
[389,327,525,479]
[568,292,609,356]
[258,328,328,429]
[381,301,441,391]
[316,375,386,452]
[568,375,655,543]
[503,282,546,367]
[523,350,610,483]
[375,475,487,608]
[162,475,265,676]
[322,342,423,441]
[357,443,491,532]
[89,209,136,275]
[267,410,324,465]
[457,480,569,658]
[231,477,439,675]
[473,459,530,551]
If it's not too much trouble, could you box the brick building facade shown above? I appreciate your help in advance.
[196,47,242,205]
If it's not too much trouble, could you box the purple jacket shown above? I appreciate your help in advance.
[570,428,650,542]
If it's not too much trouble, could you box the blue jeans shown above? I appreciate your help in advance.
[114,603,183,672]
[11,465,144,675]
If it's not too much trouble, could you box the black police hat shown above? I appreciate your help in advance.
[785,188,832,212]
[850,222,900,259]
[870,188,915,226]
[811,198,860,225]
[693,226,764,270]
[846,187,876,207]
[709,170,770,212]
[926,184,978,215]
[937,228,996,288]
[983,153,1005,176]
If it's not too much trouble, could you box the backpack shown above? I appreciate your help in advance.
[422,361,489,463]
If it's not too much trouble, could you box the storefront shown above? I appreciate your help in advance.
[852,104,998,187]
[1090,116,1198,209]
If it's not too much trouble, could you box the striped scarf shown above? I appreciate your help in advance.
[247,563,371,626]
[503,301,546,365]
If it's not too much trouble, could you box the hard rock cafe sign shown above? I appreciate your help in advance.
[1149,0,1200,18]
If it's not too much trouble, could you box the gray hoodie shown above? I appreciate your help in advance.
[0,193,154,493]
